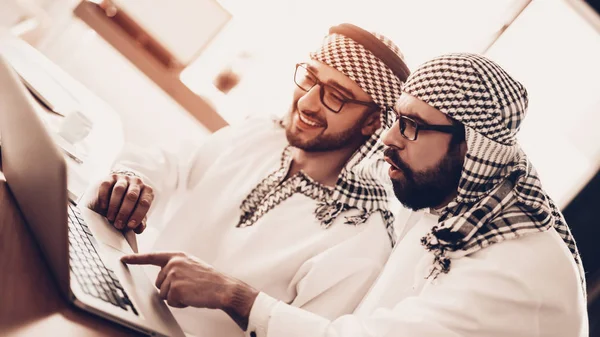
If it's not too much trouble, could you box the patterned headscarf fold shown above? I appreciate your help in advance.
[402,53,585,289]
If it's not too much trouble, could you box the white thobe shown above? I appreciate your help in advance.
[111,118,394,337]
[247,210,588,337]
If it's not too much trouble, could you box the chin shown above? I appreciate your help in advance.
[390,176,437,211]
[285,125,310,149]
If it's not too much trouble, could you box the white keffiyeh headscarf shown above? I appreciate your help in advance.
[403,53,585,290]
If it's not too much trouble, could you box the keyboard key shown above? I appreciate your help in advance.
[91,266,102,276]
[108,270,119,282]
[106,291,120,307]
[99,291,109,302]
[88,286,99,298]
[101,282,112,292]
[81,226,93,236]
[112,279,124,291]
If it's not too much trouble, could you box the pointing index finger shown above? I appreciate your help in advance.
[120,252,174,266]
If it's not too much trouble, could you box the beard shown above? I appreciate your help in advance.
[384,144,464,211]
[284,104,367,152]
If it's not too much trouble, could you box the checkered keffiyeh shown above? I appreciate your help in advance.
[309,30,406,245]
[403,53,585,288]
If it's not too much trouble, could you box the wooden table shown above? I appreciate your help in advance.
[0,164,142,336]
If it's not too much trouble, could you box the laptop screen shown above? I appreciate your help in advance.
[0,56,71,298]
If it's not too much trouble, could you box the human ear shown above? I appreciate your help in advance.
[361,108,382,136]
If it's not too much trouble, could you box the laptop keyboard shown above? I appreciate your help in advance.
[67,204,139,316]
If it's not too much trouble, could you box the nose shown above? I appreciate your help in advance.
[297,84,323,113]
[382,120,406,150]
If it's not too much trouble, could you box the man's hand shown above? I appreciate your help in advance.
[88,172,154,234]
[121,252,259,330]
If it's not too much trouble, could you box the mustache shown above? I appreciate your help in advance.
[383,148,412,176]
[293,99,326,125]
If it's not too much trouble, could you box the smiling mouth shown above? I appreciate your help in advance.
[298,111,324,127]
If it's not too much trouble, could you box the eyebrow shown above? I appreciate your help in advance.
[305,64,356,99]
[394,106,457,127]
[393,106,431,125]
[327,81,355,99]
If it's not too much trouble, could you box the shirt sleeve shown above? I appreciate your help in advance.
[109,124,233,221]
[248,239,586,337]
[246,292,279,337]
[245,213,391,337]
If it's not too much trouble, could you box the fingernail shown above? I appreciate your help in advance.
[134,223,145,234]
[116,220,123,229]
[128,220,136,228]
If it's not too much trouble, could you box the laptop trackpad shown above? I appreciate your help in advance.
[79,206,134,254]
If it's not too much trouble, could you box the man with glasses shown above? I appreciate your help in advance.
[123,53,587,337]
[87,23,410,336]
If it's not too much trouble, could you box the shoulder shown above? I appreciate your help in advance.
[398,227,588,337]
[213,117,287,155]
[466,227,581,288]
[224,116,283,139]
[446,228,586,325]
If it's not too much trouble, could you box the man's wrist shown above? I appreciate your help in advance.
[110,168,141,178]
[223,281,259,331]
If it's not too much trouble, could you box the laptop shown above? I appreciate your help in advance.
[0,55,185,337]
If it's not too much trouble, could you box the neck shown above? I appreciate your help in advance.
[287,145,359,187]
[433,190,458,212]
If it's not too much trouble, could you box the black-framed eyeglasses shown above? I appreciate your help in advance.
[390,109,463,141]
[294,63,379,113]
